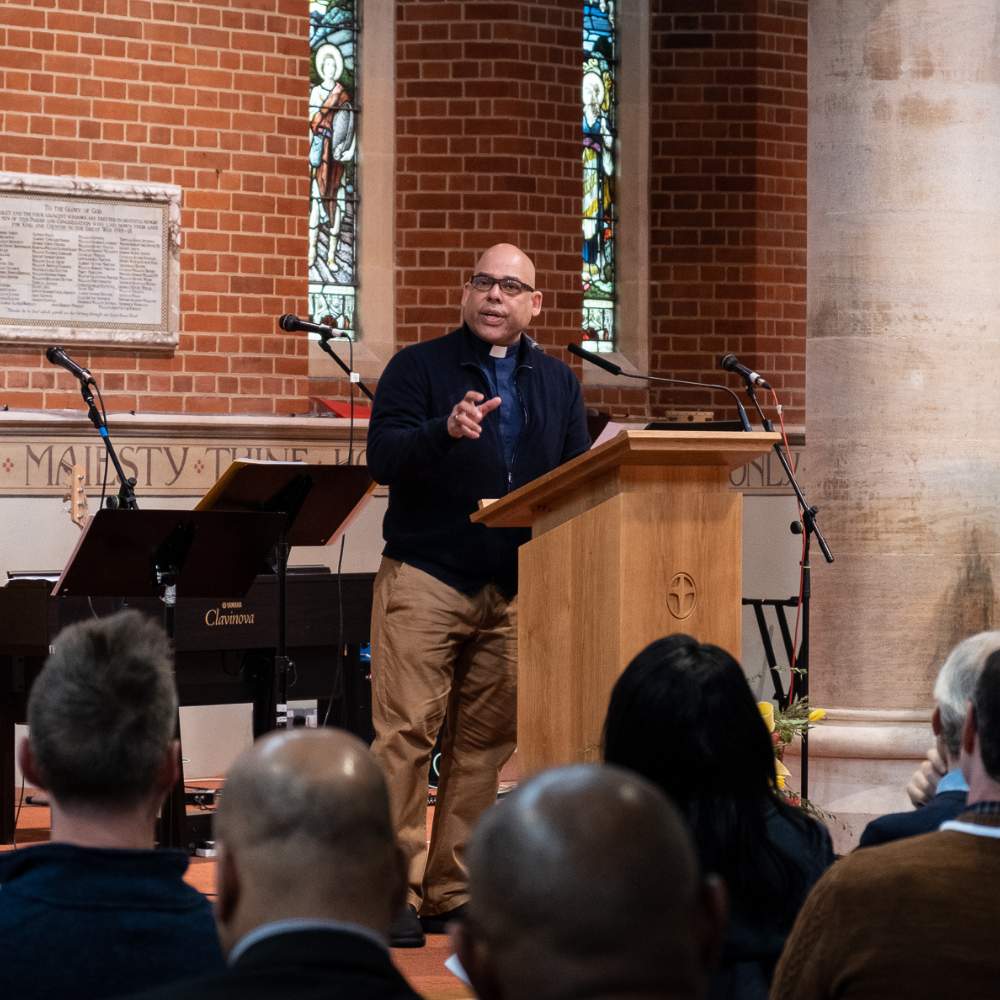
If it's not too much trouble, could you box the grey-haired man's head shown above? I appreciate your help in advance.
[24,609,177,811]
[933,631,1000,761]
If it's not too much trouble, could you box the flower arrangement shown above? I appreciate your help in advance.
[758,698,826,807]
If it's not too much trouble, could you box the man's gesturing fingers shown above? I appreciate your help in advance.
[447,391,503,439]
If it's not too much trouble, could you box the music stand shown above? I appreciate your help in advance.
[196,461,375,731]
[53,508,286,851]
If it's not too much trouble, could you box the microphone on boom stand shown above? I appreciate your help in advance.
[44,346,138,509]
[278,314,375,402]
[567,343,753,432]
[719,352,771,390]
[46,346,96,385]
[715,349,833,802]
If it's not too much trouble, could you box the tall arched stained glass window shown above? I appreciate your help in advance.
[308,1,358,335]
[582,1,617,352]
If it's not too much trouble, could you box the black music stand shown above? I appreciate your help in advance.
[196,461,375,731]
[52,508,285,851]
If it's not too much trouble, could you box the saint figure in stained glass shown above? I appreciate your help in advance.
[308,1,358,334]
[582,1,616,350]
[309,44,355,270]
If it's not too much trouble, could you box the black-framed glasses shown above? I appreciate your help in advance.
[469,273,535,296]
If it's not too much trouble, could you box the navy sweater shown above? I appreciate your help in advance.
[366,325,590,596]
[0,842,224,999]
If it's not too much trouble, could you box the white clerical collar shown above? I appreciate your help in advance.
[489,344,511,358]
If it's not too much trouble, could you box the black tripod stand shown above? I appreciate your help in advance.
[742,385,834,800]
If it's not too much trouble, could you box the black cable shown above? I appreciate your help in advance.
[9,773,25,848]
[321,535,348,729]
[321,334,357,727]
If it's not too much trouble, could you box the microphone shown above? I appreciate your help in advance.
[719,353,771,390]
[46,346,95,384]
[568,343,752,432]
[280,314,375,401]
[567,342,621,375]
[278,314,338,339]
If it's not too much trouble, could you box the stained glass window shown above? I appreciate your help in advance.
[308,1,358,336]
[582,1,616,352]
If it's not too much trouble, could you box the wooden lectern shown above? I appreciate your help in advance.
[472,428,780,776]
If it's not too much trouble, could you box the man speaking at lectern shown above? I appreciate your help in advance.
[366,243,589,943]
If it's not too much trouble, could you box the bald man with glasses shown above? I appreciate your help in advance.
[366,244,590,946]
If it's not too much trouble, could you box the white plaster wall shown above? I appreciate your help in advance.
[740,494,805,702]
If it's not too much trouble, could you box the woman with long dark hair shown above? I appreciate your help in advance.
[603,633,833,1000]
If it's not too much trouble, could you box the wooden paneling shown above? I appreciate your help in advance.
[482,430,769,777]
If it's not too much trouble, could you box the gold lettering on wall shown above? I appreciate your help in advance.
[728,445,803,494]
[0,436,367,496]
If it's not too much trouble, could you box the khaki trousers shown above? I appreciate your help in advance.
[370,557,517,915]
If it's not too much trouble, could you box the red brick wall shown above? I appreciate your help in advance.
[0,1,808,425]
[394,1,588,372]
[0,0,311,416]
[650,0,807,426]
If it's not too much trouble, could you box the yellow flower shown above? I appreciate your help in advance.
[775,757,792,791]
[808,708,827,723]
[758,701,775,732]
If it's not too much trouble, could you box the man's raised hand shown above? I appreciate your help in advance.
[906,744,948,808]
[447,391,502,440]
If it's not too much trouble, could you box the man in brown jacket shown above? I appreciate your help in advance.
[772,647,1000,1000]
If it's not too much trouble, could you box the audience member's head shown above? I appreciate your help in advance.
[453,763,725,1000]
[960,647,1000,800]
[213,728,405,956]
[19,609,179,843]
[604,634,776,809]
[603,633,821,921]
[933,631,1000,763]
[5,611,224,1000]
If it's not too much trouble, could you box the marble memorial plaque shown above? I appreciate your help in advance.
[0,173,180,350]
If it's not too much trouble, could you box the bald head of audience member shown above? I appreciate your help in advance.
[213,729,405,955]
[453,764,726,1000]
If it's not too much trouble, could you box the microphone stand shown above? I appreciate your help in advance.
[316,330,375,402]
[308,324,369,736]
[740,381,833,801]
[78,376,138,510]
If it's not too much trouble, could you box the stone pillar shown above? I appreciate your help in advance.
[803,0,1000,848]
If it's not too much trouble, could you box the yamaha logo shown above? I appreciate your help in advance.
[204,600,255,627]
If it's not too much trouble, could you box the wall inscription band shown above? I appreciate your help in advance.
[0,438,796,495]
[728,446,802,494]
[0,436,366,496]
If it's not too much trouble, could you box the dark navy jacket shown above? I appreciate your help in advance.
[366,324,590,597]
[127,928,421,1000]
[858,789,968,848]
[0,842,223,999]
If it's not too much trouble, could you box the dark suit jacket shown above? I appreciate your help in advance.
[858,789,967,848]
[125,928,422,1000]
